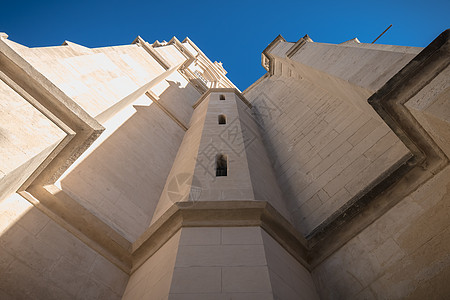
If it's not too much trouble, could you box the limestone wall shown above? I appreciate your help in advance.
[0,193,128,299]
[134,226,318,299]
[312,164,450,299]
[288,41,421,91]
[4,40,166,118]
[0,78,65,200]
[262,229,319,300]
[150,89,210,224]
[236,99,290,219]
[192,92,255,201]
[244,41,415,235]
[122,231,181,300]
[60,100,186,241]
[3,37,203,241]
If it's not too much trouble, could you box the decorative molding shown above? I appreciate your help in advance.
[261,34,286,74]
[286,34,313,58]
[132,35,171,70]
[0,37,104,190]
[131,200,310,273]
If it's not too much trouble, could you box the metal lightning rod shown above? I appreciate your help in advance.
[372,24,392,44]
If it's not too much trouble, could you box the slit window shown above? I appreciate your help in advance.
[216,154,228,176]
[219,94,225,100]
[218,114,226,125]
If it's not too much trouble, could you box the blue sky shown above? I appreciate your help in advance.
[1,0,448,90]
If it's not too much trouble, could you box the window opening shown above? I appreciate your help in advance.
[216,154,228,176]
[218,114,226,124]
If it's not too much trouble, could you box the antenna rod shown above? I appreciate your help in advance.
[372,24,392,44]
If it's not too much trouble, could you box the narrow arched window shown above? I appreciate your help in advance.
[218,114,226,125]
[216,154,228,176]
[219,94,225,100]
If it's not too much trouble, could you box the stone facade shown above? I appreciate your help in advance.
[0,29,449,299]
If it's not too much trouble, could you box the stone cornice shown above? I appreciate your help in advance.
[132,35,171,70]
[261,34,286,74]
[0,37,104,189]
[182,37,235,87]
[286,34,313,58]
[131,201,310,273]
[19,189,311,274]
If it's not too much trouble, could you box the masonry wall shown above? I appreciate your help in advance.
[122,231,181,300]
[150,90,210,224]
[60,99,186,241]
[312,164,450,299]
[4,39,166,117]
[261,229,319,300]
[0,78,66,200]
[288,41,421,92]
[191,92,255,201]
[237,99,291,219]
[244,74,409,235]
[0,193,128,299]
[244,41,415,235]
[169,226,319,299]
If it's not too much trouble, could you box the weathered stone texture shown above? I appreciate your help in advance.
[245,71,410,235]
[312,165,450,299]
[0,193,128,299]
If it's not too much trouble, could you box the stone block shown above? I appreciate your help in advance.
[0,224,61,273]
[175,244,267,267]
[222,266,272,293]
[76,277,121,300]
[37,221,97,271]
[49,257,89,297]
[221,227,263,245]
[180,227,221,245]
[90,255,128,295]
[16,207,50,236]
[170,267,221,294]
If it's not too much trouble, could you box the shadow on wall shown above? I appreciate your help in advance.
[0,193,128,299]
[59,79,196,242]
[0,78,200,300]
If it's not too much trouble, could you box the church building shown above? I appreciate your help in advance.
[0,29,449,299]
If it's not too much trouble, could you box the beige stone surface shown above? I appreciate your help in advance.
[0,193,128,299]
[312,165,450,299]
[244,42,412,234]
[122,231,181,300]
[406,65,450,157]
[0,77,66,200]
[60,99,187,241]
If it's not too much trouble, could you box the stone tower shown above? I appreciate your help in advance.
[0,29,449,299]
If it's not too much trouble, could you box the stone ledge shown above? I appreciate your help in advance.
[286,34,313,58]
[131,201,310,273]
[132,35,171,70]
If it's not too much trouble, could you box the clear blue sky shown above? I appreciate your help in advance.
[1,0,448,90]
